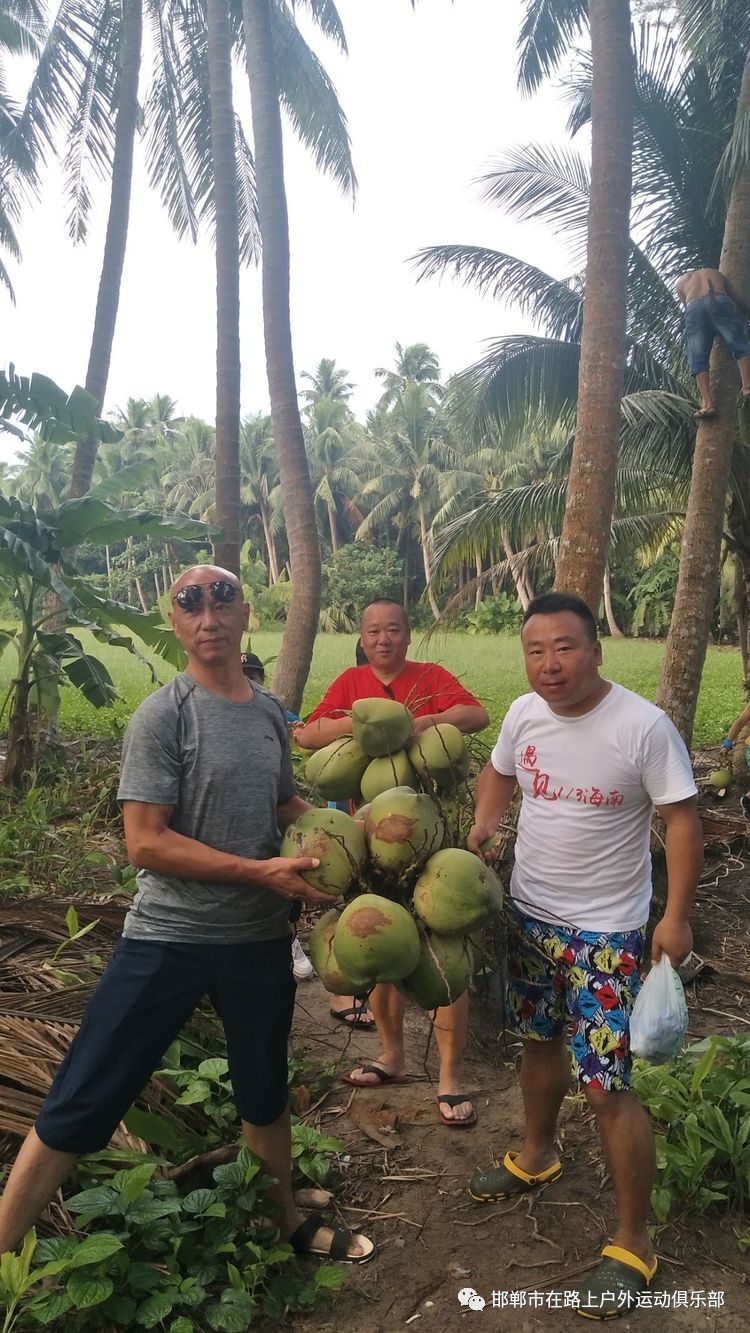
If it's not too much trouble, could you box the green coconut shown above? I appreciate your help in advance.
[352,697,413,758]
[413,847,504,935]
[333,893,421,985]
[304,737,369,802]
[365,786,444,877]
[396,930,473,1010]
[709,767,733,790]
[360,750,418,803]
[408,723,470,790]
[308,909,364,995]
[280,806,367,896]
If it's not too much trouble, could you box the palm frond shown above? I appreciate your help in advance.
[478,143,590,264]
[412,244,583,342]
[709,104,750,215]
[143,0,199,244]
[450,336,580,444]
[269,0,355,197]
[516,0,588,95]
[288,0,347,53]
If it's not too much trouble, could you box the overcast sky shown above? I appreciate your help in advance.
[1,0,576,463]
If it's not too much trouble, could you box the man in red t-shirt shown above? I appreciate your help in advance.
[295,599,489,1126]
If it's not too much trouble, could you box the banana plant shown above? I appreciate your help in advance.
[0,365,121,446]
[0,493,212,788]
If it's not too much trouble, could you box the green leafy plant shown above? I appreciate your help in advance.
[0,1149,345,1330]
[0,492,210,787]
[322,544,404,631]
[628,550,680,639]
[464,592,523,635]
[633,1036,750,1222]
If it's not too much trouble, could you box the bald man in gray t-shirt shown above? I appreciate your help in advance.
[0,566,375,1267]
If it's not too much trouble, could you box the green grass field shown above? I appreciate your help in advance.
[0,629,744,747]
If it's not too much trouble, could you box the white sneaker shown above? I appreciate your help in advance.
[292,936,314,981]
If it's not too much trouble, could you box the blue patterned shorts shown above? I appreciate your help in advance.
[506,906,646,1092]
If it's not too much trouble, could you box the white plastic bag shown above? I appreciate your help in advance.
[629,955,688,1064]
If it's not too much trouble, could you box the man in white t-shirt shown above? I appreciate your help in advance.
[467,592,702,1319]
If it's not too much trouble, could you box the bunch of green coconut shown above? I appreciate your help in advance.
[282,698,503,1011]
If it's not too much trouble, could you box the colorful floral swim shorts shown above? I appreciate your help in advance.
[506,906,646,1092]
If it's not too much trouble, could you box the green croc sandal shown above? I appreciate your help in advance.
[468,1151,562,1202]
[574,1246,658,1320]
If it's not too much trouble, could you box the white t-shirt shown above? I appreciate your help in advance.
[491,682,697,932]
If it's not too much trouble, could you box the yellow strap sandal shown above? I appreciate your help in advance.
[468,1151,562,1202]
[573,1246,658,1320]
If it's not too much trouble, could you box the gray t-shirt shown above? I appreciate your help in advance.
[117,673,296,943]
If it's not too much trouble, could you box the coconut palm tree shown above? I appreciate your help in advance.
[10,435,71,508]
[356,379,458,620]
[415,17,746,664]
[553,0,634,610]
[304,393,360,553]
[375,341,442,410]
[656,3,750,738]
[240,410,282,583]
[0,0,42,297]
[242,0,354,710]
[300,356,354,406]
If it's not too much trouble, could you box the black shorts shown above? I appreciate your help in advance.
[35,935,295,1153]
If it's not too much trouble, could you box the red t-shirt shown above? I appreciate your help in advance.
[304,661,482,724]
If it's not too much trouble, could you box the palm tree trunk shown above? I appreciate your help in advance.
[554,0,633,611]
[501,530,530,610]
[656,51,750,741]
[418,500,440,620]
[70,0,142,498]
[207,0,241,575]
[474,551,483,610]
[243,0,321,712]
[260,504,280,583]
[327,502,339,553]
[603,564,624,637]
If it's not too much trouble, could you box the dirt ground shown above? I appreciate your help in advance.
[280,834,750,1333]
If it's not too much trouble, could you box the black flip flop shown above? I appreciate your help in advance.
[340,1063,410,1086]
[288,1210,376,1265]
[436,1093,477,1128]
[329,1001,375,1030]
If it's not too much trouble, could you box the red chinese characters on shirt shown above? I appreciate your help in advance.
[517,743,624,807]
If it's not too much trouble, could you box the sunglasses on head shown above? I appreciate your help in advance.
[172,580,240,613]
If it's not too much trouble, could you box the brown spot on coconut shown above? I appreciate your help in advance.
[364,786,444,877]
[333,892,421,985]
[280,807,367,896]
[308,909,369,994]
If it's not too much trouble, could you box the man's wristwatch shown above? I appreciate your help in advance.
[721,738,734,751]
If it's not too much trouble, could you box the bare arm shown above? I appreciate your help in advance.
[411,703,490,736]
[276,793,313,830]
[294,713,353,750]
[650,796,703,965]
[122,801,336,904]
[467,762,518,856]
[675,275,688,306]
[727,701,750,743]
